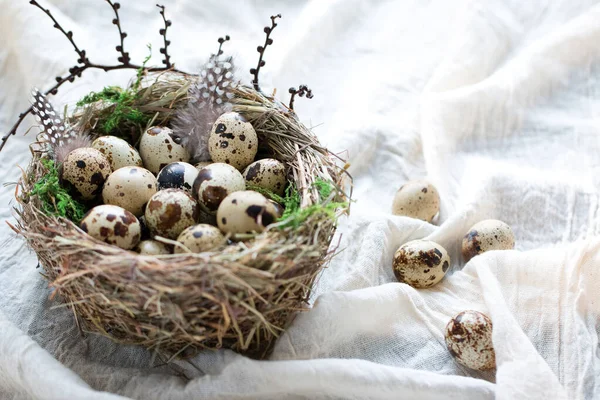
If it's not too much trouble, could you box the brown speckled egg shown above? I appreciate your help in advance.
[217,190,278,235]
[391,180,440,222]
[102,166,157,217]
[462,219,515,262]
[91,135,142,170]
[193,163,245,212]
[140,126,190,174]
[157,162,199,194]
[135,240,171,255]
[243,158,287,196]
[145,189,199,239]
[445,310,496,371]
[175,224,226,254]
[392,239,450,288]
[195,161,213,170]
[80,205,141,249]
[62,147,111,200]
[208,112,258,170]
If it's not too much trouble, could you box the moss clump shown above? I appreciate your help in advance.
[29,159,87,223]
[248,179,347,229]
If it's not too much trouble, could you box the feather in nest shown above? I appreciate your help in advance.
[31,88,91,164]
[171,54,238,163]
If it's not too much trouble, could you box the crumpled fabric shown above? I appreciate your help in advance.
[1,0,599,399]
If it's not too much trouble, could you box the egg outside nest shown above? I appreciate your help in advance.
[392,239,450,288]
[445,310,496,371]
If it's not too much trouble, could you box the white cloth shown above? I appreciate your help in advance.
[1,0,599,398]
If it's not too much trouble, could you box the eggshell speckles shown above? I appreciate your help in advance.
[195,161,213,170]
[445,310,496,371]
[392,240,450,288]
[140,126,190,174]
[157,162,199,194]
[62,147,112,200]
[80,205,141,250]
[243,158,287,196]
[102,166,157,217]
[175,224,226,254]
[217,191,278,235]
[462,219,515,262]
[145,189,199,239]
[193,163,246,212]
[391,180,440,222]
[135,240,171,255]
[92,136,143,170]
[208,112,258,170]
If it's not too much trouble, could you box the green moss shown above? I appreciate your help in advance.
[248,179,346,229]
[76,45,153,136]
[30,159,87,223]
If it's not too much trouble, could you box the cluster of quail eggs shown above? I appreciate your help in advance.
[389,179,516,371]
[60,111,288,255]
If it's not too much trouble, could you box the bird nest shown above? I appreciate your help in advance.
[11,73,349,359]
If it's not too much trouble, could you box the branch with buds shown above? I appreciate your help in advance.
[288,85,314,110]
[250,14,281,92]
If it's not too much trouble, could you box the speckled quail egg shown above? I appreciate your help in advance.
[157,162,199,194]
[175,224,226,254]
[135,239,171,255]
[91,135,143,170]
[145,189,199,239]
[102,166,157,217]
[391,180,440,222]
[217,190,278,235]
[62,147,112,200]
[208,112,258,170]
[445,310,496,371]
[79,205,141,250]
[392,239,450,288]
[193,163,246,212]
[195,161,213,170]
[462,219,515,262]
[269,200,284,218]
[139,126,190,174]
[243,158,287,196]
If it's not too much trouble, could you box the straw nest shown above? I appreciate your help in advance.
[12,72,350,359]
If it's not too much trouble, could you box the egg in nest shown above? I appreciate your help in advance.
[208,112,258,170]
[175,224,226,253]
[145,189,199,239]
[243,158,287,196]
[140,126,190,174]
[193,163,246,212]
[135,240,171,255]
[91,135,143,170]
[79,205,141,250]
[102,166,157,217]
[62,147,112,200]
[217,190,278,235]
[157,162,199,194]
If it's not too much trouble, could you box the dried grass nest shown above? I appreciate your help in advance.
[13,71,351,359]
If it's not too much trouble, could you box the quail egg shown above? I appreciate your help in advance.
[139,126,190,174]
[462,219,515,262]
[217,190,278,235]
[62,147,112,200]
[391,180,440,222]
[157,162,199,194]
[193,163,246,212]
[208,112,258,170]
[445,310,496,371]
[135,239,171,255]
[195,161,213,170]
[91,135,143,170]
[242,158,287,196]
[145,189,199,239]
[79,205,141,249]
[175,224,226,254]
[102,166,157,217]
[392,239,450,288]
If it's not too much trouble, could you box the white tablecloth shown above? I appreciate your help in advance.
[1,0,599,399]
